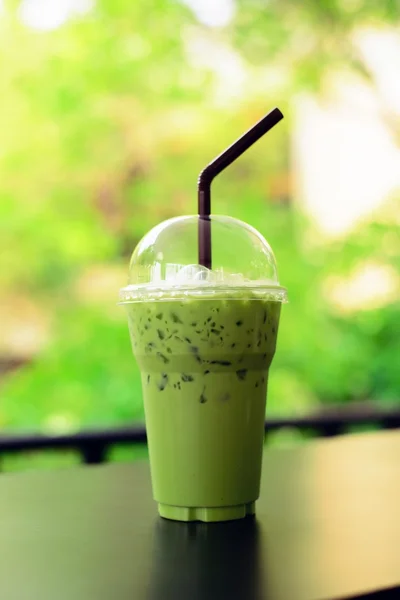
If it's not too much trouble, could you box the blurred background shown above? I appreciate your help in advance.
[0,0,399,469]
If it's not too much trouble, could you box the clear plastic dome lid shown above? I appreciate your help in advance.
[119,215,288,303]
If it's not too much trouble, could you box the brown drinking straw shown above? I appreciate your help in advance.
[198,108,284,269]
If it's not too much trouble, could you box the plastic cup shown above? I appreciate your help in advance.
[119,215,287,522]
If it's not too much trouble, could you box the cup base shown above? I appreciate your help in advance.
[158,501,256,522]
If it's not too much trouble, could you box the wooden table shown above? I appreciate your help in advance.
[1,431,400,600]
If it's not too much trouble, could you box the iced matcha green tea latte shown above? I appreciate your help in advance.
[120,109,286,521]
[127,293,280,521]
[119,215,287,522]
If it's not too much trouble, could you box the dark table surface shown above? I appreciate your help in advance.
[1,431,400,600]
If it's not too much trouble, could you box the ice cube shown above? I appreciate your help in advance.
[175,264,213,283]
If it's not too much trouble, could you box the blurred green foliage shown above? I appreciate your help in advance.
[0,0,399,439]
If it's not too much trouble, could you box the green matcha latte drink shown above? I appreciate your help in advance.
[119,215,287,522]
[120,108,286,521]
